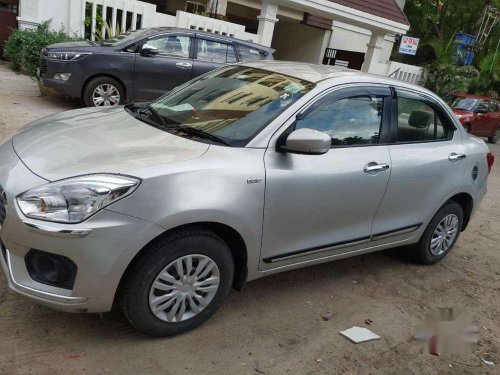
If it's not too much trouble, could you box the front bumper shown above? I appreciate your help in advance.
[39,57,85,98]
[0,140,164,313]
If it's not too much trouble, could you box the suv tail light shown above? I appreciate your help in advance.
[487,152,494,173]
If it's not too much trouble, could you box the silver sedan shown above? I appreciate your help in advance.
[0,62,494,336]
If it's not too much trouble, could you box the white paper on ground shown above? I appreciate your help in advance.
[339,326,381,343]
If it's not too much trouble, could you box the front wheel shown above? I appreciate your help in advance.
[120,228,234,337]
[411,201,463,264]
[488,127,500,144]
[83,76,124,107]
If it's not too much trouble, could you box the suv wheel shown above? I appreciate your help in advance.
[83,77,124,107]
[488,127,500,144]
[411,201,463,264]
[120,228,234,337]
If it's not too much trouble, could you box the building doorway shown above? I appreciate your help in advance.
[0,0,18,54]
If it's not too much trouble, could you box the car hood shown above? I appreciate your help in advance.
[46,41,100,51]
[13,107,209,181]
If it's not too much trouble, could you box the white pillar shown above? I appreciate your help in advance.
[362,32,386,74]
[208,0,228,16]
[257,2,278,47]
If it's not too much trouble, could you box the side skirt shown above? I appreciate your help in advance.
[262,224,421,264]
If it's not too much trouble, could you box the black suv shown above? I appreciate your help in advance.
[39,27,274,107]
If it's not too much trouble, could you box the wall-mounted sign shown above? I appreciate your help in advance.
[399,36,420,55]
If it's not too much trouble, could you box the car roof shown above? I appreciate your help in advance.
[140,27,272,50]
[449,92,497,101]
[238,60,422,86]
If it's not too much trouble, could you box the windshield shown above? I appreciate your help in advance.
[101,28,149,46]
[444,95,478,111]
[149,66,315,146]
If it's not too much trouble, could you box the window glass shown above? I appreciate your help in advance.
[491,102,499,112]
[443,95,479,111]
[397,97,452,142]
[237,45,267,61]
[148,35,191,58]
[477,101,490,112]
[295,95,383,146]
[197,39,237,63]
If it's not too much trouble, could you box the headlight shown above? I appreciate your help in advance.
[17,174,140,223]
[47,51,92,61]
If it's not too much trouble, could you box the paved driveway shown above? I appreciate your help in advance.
[0,63,498,375]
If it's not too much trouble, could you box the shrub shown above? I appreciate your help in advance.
[4,21,78,76]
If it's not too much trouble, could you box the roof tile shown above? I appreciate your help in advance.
[330,0,409,26]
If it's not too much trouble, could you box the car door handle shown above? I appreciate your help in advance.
[449,153,467,161]
[176,62,192,69]
[364,163,390,173]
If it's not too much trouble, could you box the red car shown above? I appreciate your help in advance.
[444,93,500,144]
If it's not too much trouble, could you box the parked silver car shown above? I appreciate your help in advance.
[0,62,494,336]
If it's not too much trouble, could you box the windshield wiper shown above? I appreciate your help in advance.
[166,125,231,146]
[142,104,166,126]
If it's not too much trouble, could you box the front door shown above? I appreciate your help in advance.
[372,90,467,237]
[0,1,18,49]
[133,34,194,100]
[261,87,392,265]
[191,37,237,78]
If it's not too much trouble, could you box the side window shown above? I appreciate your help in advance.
[147,35,191,58]
[237,45,267,61]
[396,97,452,143]
[295,95,384,146]
[477,101,490,112]
[197,39,237,63]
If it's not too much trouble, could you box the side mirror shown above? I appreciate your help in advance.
[281,128,331,155]
[141,44,159,56]
[476,107,488,114]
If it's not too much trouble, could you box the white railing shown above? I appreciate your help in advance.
[174,11,257,42]
[82,0,158,40]
[386,61,424,85]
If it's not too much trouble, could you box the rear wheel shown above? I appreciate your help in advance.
[411,201,463,264]
[488,126,500,144]
[83,76,124,107]
[120,228,234,337]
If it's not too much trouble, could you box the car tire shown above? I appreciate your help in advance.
[488,126,500,144]
[83,76,125,107]
[411,201,463,265]
[120,228,234,337]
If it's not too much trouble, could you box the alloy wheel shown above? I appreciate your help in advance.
[149,254,220,323]
[430,214,459,256]
[92,84,120,106]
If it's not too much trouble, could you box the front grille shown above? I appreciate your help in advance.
[0,186,6,226]
[40,58,48,74]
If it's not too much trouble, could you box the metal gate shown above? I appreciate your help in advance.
[322,48,365,70]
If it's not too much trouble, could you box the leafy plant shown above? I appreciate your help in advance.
[94,20,121,41]
[4,20,78,76]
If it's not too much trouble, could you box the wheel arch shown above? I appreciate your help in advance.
[447,192,474,231]
[82,73,128,102]
[114,221,248,306]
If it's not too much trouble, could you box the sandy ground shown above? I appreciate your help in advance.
[0,62,498,375]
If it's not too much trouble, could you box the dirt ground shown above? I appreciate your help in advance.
[0,62,498,375]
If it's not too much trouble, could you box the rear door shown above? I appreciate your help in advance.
[133,33,194,100]
[372,89,467,238]
[192,36,237,78]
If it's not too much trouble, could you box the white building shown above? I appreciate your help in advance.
[3,0,423,82]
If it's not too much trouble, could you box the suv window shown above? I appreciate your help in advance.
[397,97,452,142]
[295,95,384,146]
[147,35,191,58]
[237,45,267,61]
[197,39,237,63]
